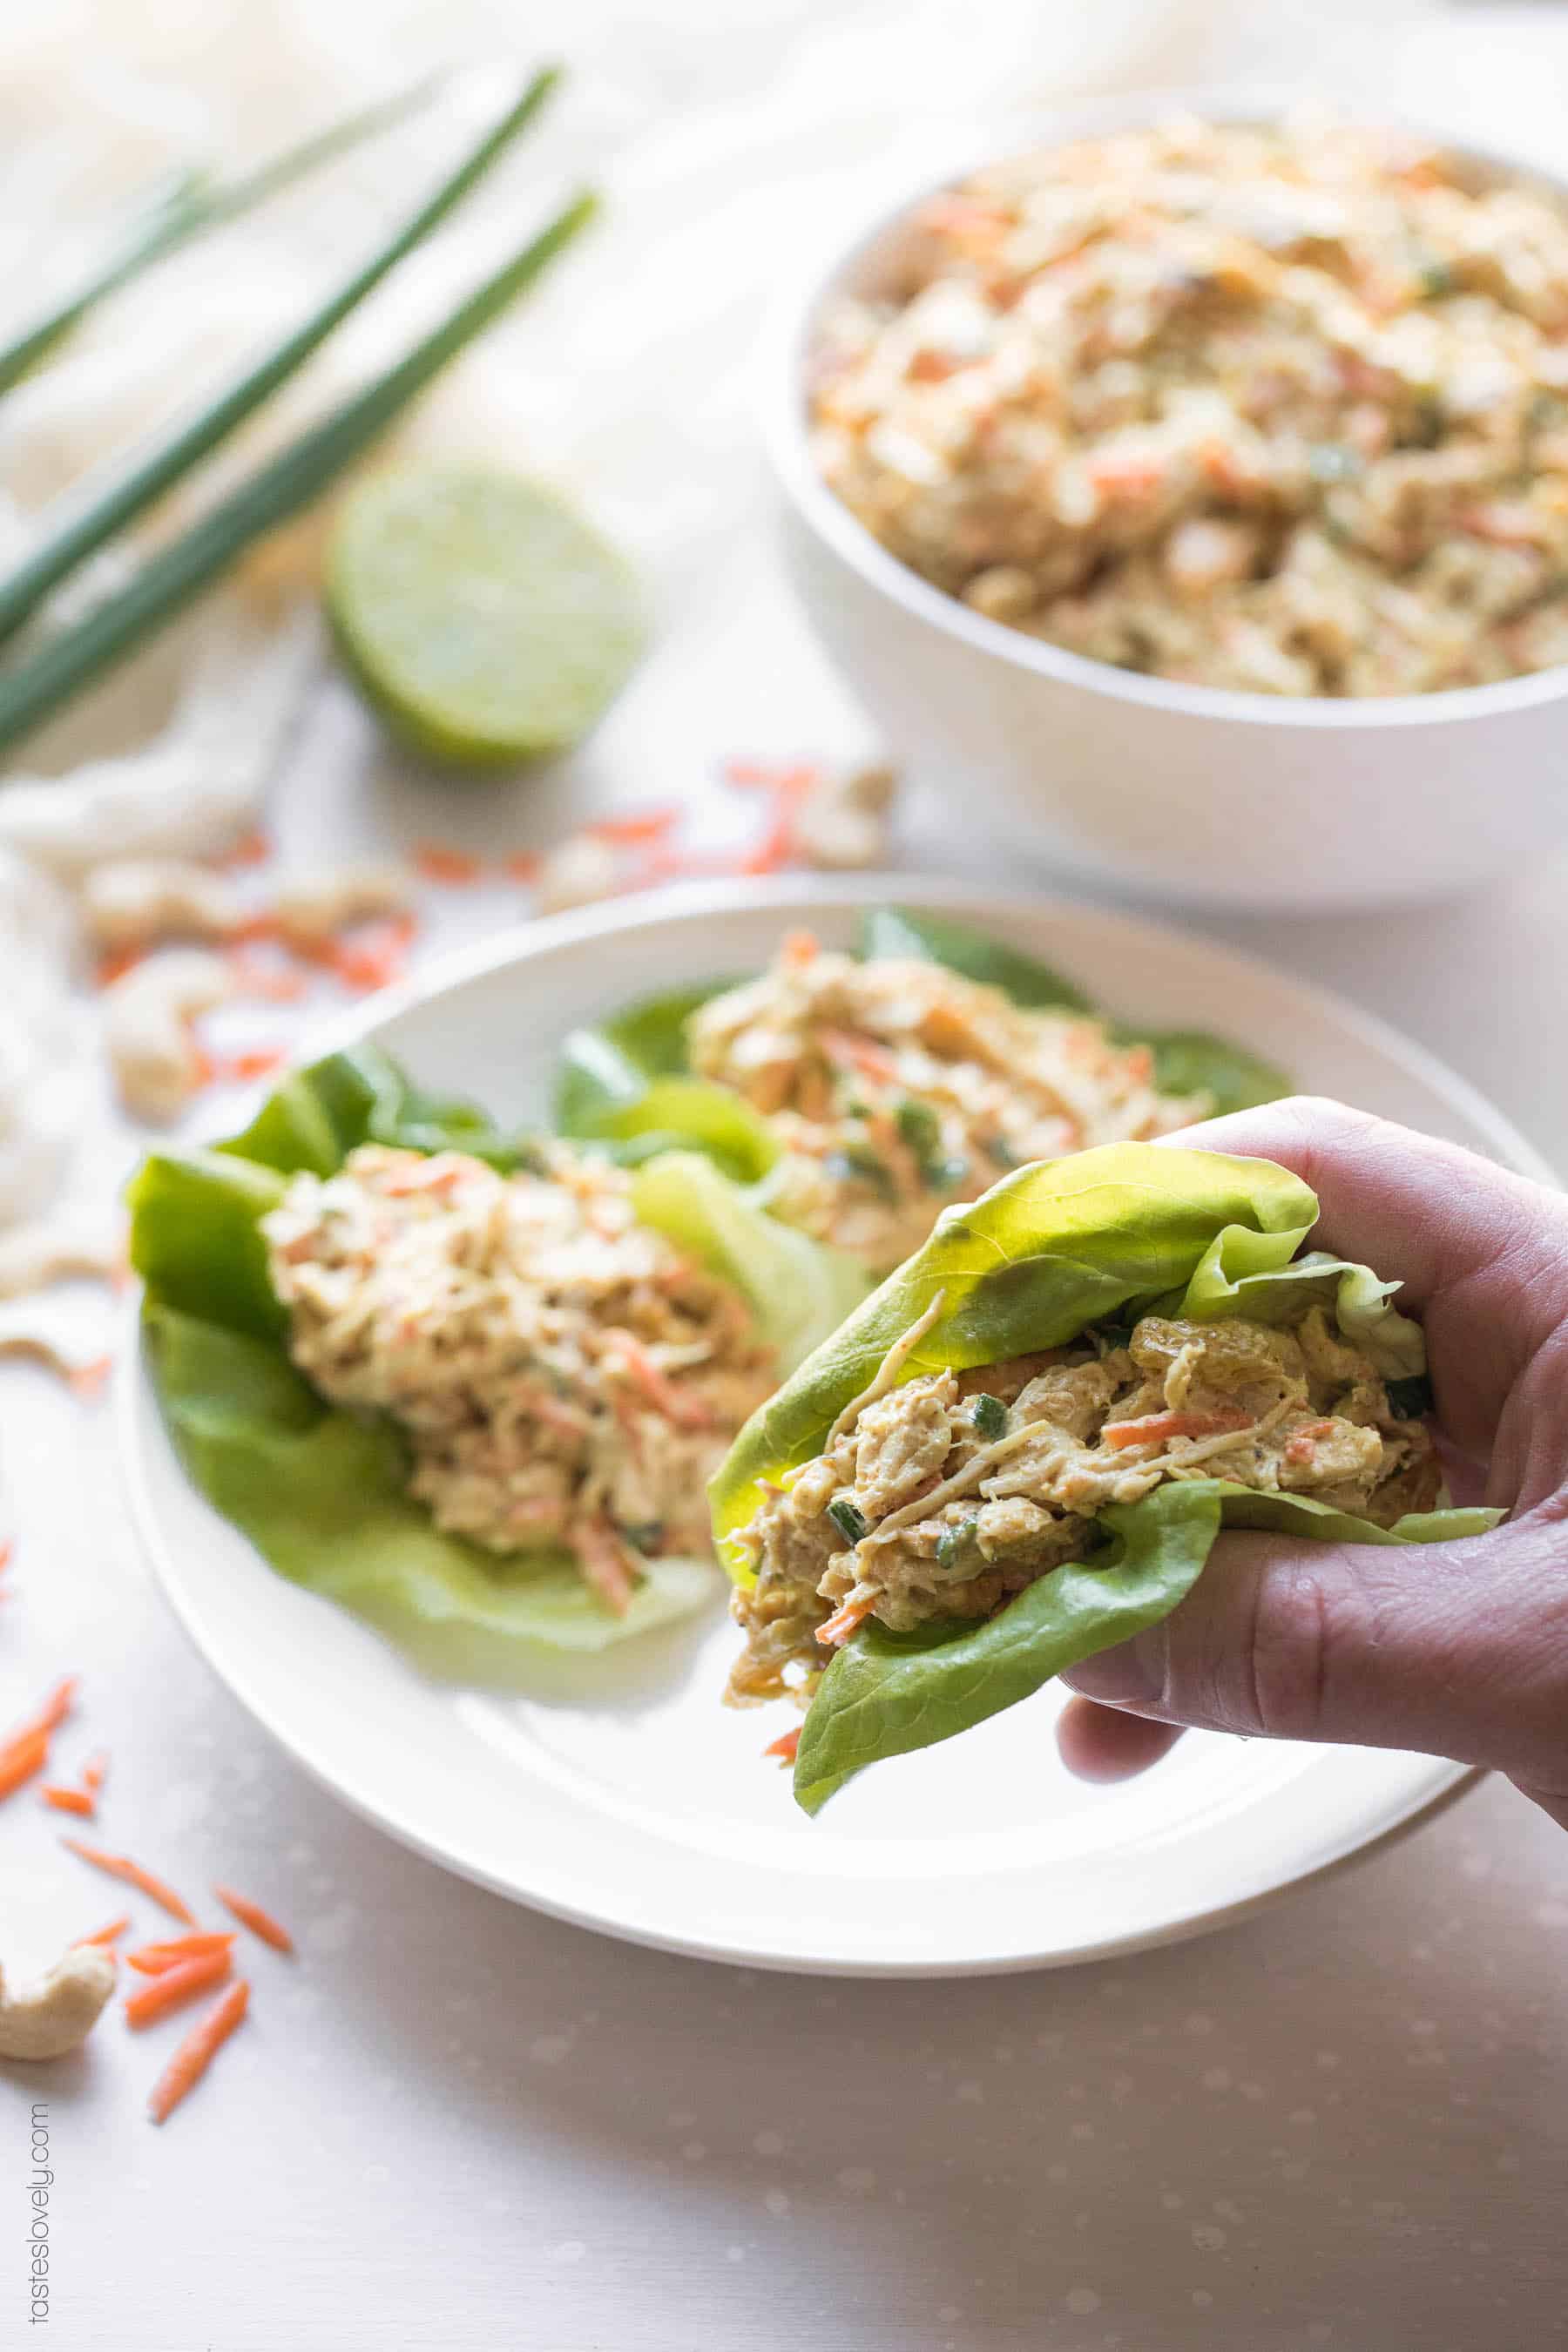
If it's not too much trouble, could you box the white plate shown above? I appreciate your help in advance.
[119,879,1551,1976]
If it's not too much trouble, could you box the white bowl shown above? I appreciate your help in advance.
[762,91,1568,911]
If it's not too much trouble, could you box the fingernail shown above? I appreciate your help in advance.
[1061,1628,1165,1708]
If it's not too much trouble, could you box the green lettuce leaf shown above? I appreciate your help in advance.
[132,1051,863,1656]
[711,1144,1320,1577]
[1174,1234,1425,1378]
[145,1308,712,1648]
[1120,1029,1289,1117]
[792,1477,1500,1812]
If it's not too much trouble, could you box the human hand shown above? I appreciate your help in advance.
[1057,1098,1568,1832]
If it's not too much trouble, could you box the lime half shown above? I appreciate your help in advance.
[327,464,645,769]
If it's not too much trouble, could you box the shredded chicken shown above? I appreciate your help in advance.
[263,1144,774,1612]
[727,1303,1438,1702]
[810,115,1568,696]
[689,941,1198,1271]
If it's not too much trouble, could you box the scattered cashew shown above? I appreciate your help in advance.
[0,1947,116,2060]
[103,949,233,1124]
[271,862,412,947]
[793,761,899,870]
[533,834,622,916]
[0,1213,122,1301]
[81,859,245,951]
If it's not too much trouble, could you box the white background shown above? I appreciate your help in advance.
[3,3,1568,2348]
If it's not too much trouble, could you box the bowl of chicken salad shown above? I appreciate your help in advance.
[765,95,1568,908]
[118,879,1548,1970]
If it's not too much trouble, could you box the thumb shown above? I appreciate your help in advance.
[1059,1514,1568,1801]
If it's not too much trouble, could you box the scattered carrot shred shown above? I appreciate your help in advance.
[8,1677,76,1746]
[227,950,308,1004]
[0,1538,11,1573]
[126,1933,236,1977]
[763,1726,801,1765]
[213,1885,294,1956]
[187,1042,218,1091]
[73,1916,130,1948]
[503,851,540,883]
[67,1355,113,1402]
[147,1978,249,2125]
[413,841,482,885]
[780,929,819,970]
[214,826,271,870]
[740,762,818,874]
[41,1783,95,1816]
[125,1948,233,2030]
[62,1837,195,1926]
[721,755,779,787]
[0,1728,51,1801]
[221,1048,287,1083]
[82,1752,108,1794]
[586,806,680,846]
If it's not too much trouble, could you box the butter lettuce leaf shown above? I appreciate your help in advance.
[792,1477,1500,1813]
[131,1051,861,1657]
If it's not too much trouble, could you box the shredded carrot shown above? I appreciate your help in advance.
[62,1838,195,1926]
[8,1677,77,1747]
[226,949,308,1003]
[187,1041,218,1091]
[780,929,819,970]
[413,841,482,885]
[221,1047,287,1083]
[503,850,540,883]
[67,1355,113,1402]
[820,1025,899,1086]
[763,1726,801,1764]
[722,755,780,787]
[816,1593,876,1647]
[213,1885,294,1956]
[577,1517,636,1617]
[126,1933,236,1977]
[125,1948,233,2030]
[73,1916,130,1947]
[741,764,818,874]
[0,1538,10,1573]
[95,945,145,989]
[608,1329,714,1430]
[329,921,411,993]
[41,1783,95,1816]
[147,1977,249,2124]
[1285,1419,1336,1469]
[0,1729,51,1800]
[1100,1407,1254,1450]
[82,1752,108,1794]
[214,826,271,870]
[585,806,679,846]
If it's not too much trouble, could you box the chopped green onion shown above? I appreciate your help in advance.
[970,1394,1008,1441]
[827,1497,869,1547]
[0,76,442,402]
[1385,1373,1435,1422]
[0,66,561,646]
[1417,258,1456,301]
[0,191,596,756]
[936,1518,977,1572]
[895,1097,941,1156]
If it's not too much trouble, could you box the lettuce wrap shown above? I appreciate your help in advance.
[707,1143,1501,1812]
[131,1047,867,1655]
[553,906,1288,1159]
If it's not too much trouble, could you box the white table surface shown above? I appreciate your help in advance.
[6,6,1568,2349]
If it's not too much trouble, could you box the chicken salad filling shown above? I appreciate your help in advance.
[262,1141,775,1612]
[727,1295,1438,1703]
[688,932,1201,1273]
[810,115,1568,696]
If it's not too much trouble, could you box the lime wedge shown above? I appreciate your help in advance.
[326,463,644,769]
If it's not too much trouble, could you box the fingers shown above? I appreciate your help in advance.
[1060,1516,1568,1785]
[1055,1697,1184,1781]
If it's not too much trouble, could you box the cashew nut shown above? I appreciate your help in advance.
[793,761,900,871]
[271,862,412,947]
[0,1946,116,2060]
[0,1213,121,1301]
[81,860,244,951]
[533,834,622,916]
[103,949,233,1124]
